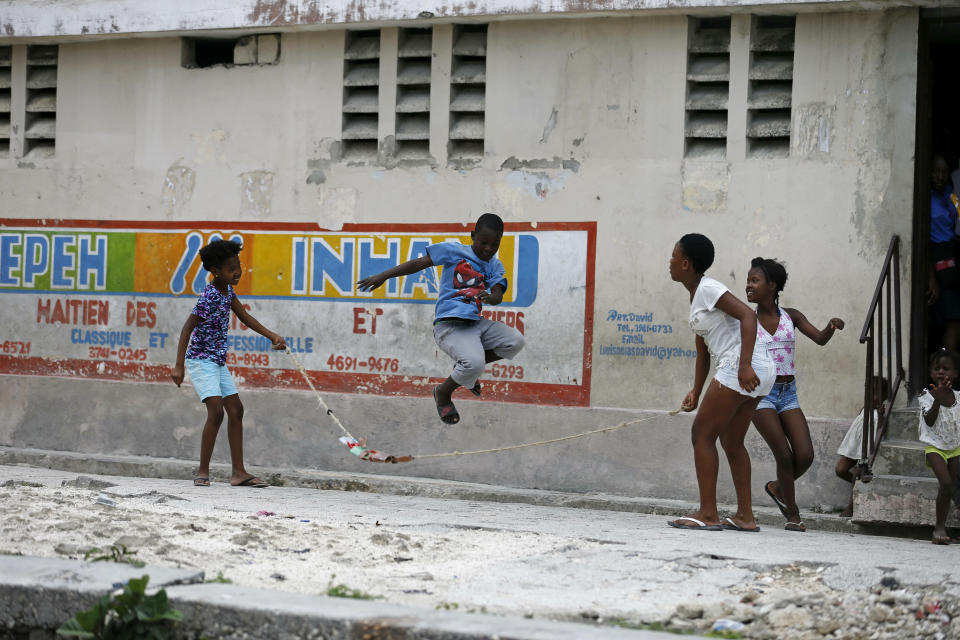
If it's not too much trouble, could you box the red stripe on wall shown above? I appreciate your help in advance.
[0,355,590,406]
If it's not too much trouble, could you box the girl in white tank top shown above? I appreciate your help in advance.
[667,234,775,534]
[745,257,845,532]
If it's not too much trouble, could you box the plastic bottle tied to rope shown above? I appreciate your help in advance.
[452,259,486,311]
[338,436,413,464]
[283,346,413,463]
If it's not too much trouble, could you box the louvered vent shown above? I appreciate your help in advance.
[342,30,380,161]
[0,46,10,159]
[685,17,730,159]
[395,27,432,161]
[449,24,486,163]
[747,16,795,158]
[25,45,57,158]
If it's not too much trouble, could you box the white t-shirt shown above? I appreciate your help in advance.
[689,277,742,364]
[918,389,960,451]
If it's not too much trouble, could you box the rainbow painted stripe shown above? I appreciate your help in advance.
[0,226,539,306]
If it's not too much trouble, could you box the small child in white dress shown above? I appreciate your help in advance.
[917,350,960,545]
[835,376,887,518]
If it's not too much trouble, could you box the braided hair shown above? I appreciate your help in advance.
[750,257,788,307]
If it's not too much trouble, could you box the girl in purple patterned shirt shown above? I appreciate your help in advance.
[746,257,843,531]
[171,240,286,488]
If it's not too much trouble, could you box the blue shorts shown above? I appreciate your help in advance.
[757,378,800,413]
[185,358,238,402]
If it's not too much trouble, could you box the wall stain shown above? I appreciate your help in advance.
[248,0,323,25]
[240,170,274,218]
[161,160,196,217]
[539,108,559,144]
[500,156,580,172]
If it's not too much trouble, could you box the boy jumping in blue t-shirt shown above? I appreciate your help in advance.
[357,213,525,424]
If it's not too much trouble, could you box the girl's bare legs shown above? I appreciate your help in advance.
[223,394,261,485]
[835,456,859,517]
[928,453,958,544]
[720,397,762,529]
[753,407,813,524]
[197,396,225,481]
[673,381,755,527]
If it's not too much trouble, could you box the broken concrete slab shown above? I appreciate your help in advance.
[166,583,665,639]
[0,555,665,640]
[0,555,202,630]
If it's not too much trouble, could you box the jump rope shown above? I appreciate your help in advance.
[282,346,687,464]
[278,259,689,462]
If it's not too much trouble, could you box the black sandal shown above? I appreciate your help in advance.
[433,387,460,424]
[765,481,790,519]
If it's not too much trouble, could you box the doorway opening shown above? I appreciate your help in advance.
[911,10,960,395]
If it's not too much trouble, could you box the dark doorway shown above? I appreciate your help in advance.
[912,10,960,395]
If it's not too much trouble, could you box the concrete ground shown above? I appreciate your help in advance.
[1,461,959,639]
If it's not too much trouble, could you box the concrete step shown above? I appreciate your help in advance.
[873,439,930,477]
[884,407,920,441]
[852,473,960,527]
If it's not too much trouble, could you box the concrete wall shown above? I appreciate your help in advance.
[0,9,918,506]
[0,0,934,40]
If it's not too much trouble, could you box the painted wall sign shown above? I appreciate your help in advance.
[0,220,595,406]
[598,310,696,360]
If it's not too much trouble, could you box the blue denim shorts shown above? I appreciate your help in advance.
[185,358,238,402]
[756,378,800,413]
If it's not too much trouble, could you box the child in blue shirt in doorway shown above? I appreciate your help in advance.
[357,213,525,424]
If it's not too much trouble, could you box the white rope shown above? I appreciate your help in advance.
[285,347,690,461]
[285,347,357,441]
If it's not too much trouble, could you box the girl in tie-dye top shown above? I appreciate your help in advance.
[171,239,286,489]
[745,257,845,532]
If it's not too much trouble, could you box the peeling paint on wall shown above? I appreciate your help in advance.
[681,161,729,213]
[247,0,323,26]
[504,169,575,200]
[317,186,357,230]
[239,170,274,217]
[500,156,580,172]
[161,160,196,217]
[795,103,835,157]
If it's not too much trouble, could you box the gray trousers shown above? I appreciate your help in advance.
[433,318,525,388]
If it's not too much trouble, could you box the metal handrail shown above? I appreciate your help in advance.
[857,235,905,481]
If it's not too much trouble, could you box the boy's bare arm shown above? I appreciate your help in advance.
[171,314,200,386]
[357,254,433,292]
[480,283,506,305]
[231,297,287,350]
